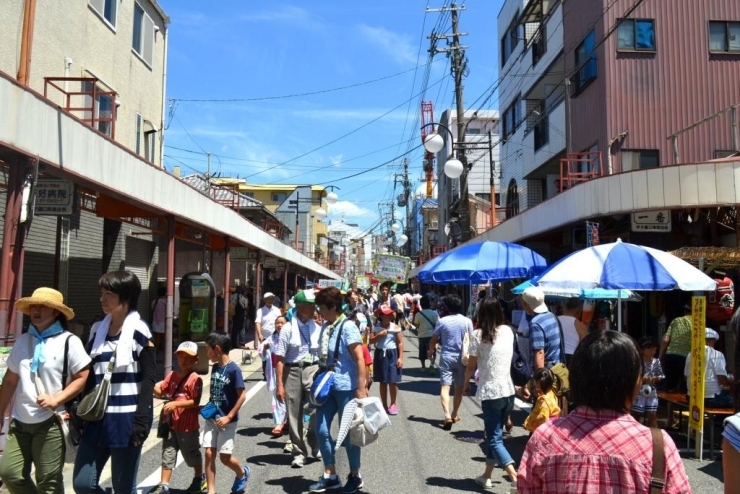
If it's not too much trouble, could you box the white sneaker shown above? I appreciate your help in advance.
[475,476,493,489]
[311,448,322,459]
[283,441,293,454]
[291,454,305,468]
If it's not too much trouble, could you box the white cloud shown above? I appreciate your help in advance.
[240,6,324,31]
[415,182,437,199]
[330,154,343,167]
[357,25,417,65]
[327,200,375,220]
[292,108,409,122]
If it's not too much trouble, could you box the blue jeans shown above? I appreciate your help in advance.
[316,389,361,472]
[72,439,143,494]
[482,396,515,468]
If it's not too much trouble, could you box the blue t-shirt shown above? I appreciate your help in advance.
[529,311,562,367]
[325,319,363,392]
[434,314,473,356]
[210,361,245,422]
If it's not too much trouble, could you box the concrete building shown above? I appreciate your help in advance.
[327,219,373,279]
[434,109,500,246]
[488,0,740,260]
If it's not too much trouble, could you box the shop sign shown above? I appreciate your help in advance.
[631,210,671,232]
[35,180,75,215]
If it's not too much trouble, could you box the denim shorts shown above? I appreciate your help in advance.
[439,353,465,386]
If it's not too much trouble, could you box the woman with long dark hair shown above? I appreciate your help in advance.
[462,298,518,488]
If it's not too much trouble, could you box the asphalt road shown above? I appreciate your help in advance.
[60,332,725,494]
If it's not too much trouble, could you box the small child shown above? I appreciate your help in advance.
[150,341,205,494]
[202,333,250,494]
[632,337,664,428]
[523,368,561,433]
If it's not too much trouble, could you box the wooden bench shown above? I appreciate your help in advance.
[658,390,734,459]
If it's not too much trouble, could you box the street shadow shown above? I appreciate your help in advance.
[247,453,293,467]
[407,414,445,428]
[264,475,315,493]
[396,379,439,396]
[427,476,507,492]
[697,460,723,482]
[256,439,286,449]
[402,367,436,379]
[251,412,272,421]
[237,426,272,437]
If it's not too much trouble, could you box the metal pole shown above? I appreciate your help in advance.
[164,216,176,376]
[731,106,739,153]
[223,236,231,338]
[294,192,300,251]
[672,136,680,165]
[451,2,469,242]
[488,130,496,227]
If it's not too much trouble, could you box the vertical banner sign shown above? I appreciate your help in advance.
[586,221,600,247]
[689,296,706,439]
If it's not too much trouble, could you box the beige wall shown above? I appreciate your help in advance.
[0,0,167,166]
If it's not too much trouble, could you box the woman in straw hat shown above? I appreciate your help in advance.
[0,287,91,493]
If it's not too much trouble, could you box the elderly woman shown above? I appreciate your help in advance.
[0,288,90,493]
[518,331,691,493]
[428,294,473,430]
[308,287,368,494]
[72,270,156,494]
[462,298,518,489]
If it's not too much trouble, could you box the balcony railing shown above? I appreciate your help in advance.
[44,77,117,139]
[558,151,603,192]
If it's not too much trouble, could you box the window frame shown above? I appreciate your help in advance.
[616,18,656,52]
[708,21,740,53]
[574,29,598,94]
[132,2,155,68]
[621,149,660,171]
[532,23,547,66]
[82,81,114,137]
[88,0,117,31]
[500,11,521,68]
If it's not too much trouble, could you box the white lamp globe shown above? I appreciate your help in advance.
[444,157,464,179]
[423,133,445,153]
[315,208,327,220]
[325,191,339,205]
[399,234,408,245]
[391,222,401,234]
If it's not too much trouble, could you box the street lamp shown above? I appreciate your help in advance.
[315,208,327,220]
[391,222,401,234]
[325,185,340,205]
[399,233,408,246]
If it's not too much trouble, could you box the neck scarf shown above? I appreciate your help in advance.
[28,321,65,373]
[90,312,145,370]
[319,313,346,362]
[290,316,318,350]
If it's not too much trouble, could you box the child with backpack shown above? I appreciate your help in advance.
[150,341,205,494]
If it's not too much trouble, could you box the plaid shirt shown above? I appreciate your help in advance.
[518,407,692,494]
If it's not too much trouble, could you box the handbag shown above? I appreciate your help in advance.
[549,316,570,399]
[199,401,223,421]
[460,320,473,366]
[76,344,118,422]
[510,328,532,387]
[309,320,346,408]
[157,371,194,439]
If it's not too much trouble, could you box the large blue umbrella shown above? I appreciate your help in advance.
[511,279,643,301]
[418,241,547,284]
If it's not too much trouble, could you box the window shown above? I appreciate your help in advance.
[532,24,547,65]
[145,131,157,162]
[502,95,522,139]
[272,193,286,203]
[82,81,114,136]
[89,0,117,28]
[575,30,597,92]
[709,21,740,52]
[621,150,660,171]
[501,13,521,67]
[465,128,481,135]
[132,3,155,67]
[135,113,142,154]
[617,19,656,51]
[244,192,255,198]
[506,179,519,218]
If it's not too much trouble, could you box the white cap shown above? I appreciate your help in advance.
[263,292,275,299]
[705,328,720,340]
[176,341,198,356]
[521,286,548,314]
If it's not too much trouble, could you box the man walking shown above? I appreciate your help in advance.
[256,292,282,380]
[521,287,562,370]
[274,290,321,468]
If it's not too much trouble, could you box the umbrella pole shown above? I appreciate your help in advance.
[618,291,622,332]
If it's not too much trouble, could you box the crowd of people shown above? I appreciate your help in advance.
[5,274,740,493]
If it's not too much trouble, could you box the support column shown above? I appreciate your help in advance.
[283,266,288,306]
[295,271,299,291]
[254,250,262,304]
[223,236,231,338]
[164,216,175,376]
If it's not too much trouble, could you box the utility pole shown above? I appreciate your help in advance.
[206,152,211,194]
[403,158,412,257]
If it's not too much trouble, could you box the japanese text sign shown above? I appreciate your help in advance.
[689,296,706,434]
[372,254,411,282]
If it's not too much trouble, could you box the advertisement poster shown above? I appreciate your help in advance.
[317,279,343,290]
[688,296,706,435]
[372,254,411,282]
[355,275,371,289]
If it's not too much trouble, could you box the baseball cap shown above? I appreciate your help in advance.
[294,289,316,305]
[263,292,275,299]
[176,341,198,356]
[705,328,720,340]
[521,286,548,314]
[376,304,394,316]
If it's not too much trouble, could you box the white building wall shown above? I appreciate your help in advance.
[0,0,168,166]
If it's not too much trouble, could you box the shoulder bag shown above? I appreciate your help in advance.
[650,428,665,493]
[157,371,194,439]
[510,327,532,386]
[76,343,118,422]
[309,320,347,408]
[461,318,474,366]
[549,315,570,400]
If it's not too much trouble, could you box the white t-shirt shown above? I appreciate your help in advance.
[7,331,91,424]
[255,305,282,339]
[684,345,728,398]
[558,315,581,355]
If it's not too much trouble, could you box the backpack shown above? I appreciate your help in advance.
[510,328,532,387]
[549,316,570,399]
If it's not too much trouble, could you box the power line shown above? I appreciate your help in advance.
[169,63,434,103]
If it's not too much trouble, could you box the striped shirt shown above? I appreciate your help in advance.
[529,312,562,367]
[433,314,473,356]
[84,322,152,448]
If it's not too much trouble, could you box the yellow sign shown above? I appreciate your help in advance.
[688,296,706,434]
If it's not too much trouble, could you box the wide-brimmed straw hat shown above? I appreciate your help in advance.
[15,287,75,321]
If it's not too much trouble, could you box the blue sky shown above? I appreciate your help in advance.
[159,1,504,232]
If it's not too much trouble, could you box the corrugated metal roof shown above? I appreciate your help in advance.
[182,174,264,208]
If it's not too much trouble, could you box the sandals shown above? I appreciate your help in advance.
[443,418,453,430]
[271,423,286,436]
[453,415,462,423]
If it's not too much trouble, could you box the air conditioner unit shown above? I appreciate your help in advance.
[430,220,439,230]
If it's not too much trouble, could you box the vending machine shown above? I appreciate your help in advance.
[179,272,216,373]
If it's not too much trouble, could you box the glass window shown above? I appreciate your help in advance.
[617,20,635,49]
[89,0,117,27]
[709,21,740,52]
[133,4,143,54]
[635,20,656,50]
[639,150,659,169]
[575,30,597,91]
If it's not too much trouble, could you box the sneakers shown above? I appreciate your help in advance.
[185,475,206,494]
[342,474,364,494]
[308,475,342,493]
[291,454,305,468]
[312,448,323,460]
[387,404,399,415]
[283,440,293,454]
[231,465,250,493]
[475,475,493,490]
[149,485,169,494]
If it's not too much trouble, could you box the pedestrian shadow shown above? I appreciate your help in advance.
[246,452,293,467]
[427,476,503,492]
[251,412,272,420]
[697,459,723,482]
[237,426,272,437]
[256,439,286,449]
[396,379,438,396]
[407,414,445,428]
[263,475,315,493]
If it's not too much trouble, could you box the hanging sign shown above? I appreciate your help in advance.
[372,254,411,282]
[35,180,75,215]
[688,296,706,438]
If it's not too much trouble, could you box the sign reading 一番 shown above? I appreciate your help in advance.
[372,254,411,282]
[35,180,75,215]
[631,210,672,232]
